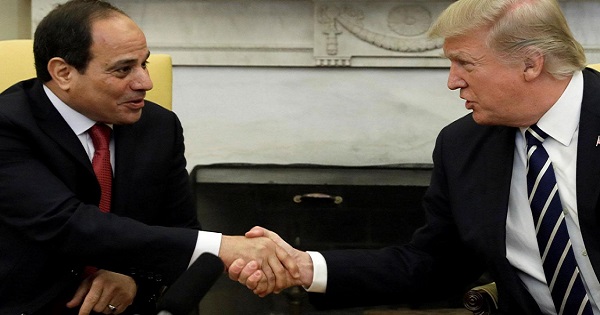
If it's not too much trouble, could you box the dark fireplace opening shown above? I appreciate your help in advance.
[191,163,464,314]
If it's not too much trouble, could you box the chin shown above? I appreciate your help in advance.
[117,111,143,125]
[471,112,496,126]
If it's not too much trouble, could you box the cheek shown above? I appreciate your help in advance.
[95,81,129,104]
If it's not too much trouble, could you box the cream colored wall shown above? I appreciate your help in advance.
[0,0,31,40]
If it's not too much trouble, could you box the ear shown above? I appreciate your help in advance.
[47,57,74,90]
[523,52,544,82]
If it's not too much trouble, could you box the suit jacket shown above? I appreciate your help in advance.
[311,68,600,314]
[0,79,201,314]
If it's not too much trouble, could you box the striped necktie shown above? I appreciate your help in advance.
[526,124,592,315]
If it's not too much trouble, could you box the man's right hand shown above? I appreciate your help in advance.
[228,226,314,296]
[219,233,300,296]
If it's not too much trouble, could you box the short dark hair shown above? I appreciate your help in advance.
[34,0,128,82]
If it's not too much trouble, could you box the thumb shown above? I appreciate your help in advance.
[245,226,267,238]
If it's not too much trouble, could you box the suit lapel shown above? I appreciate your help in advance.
[479,126,515,252]
[111,123,140,216]
[576,68,600,275]
[473,125,544,313]
[29,81,93,173]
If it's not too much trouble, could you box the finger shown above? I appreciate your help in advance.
[262,228,284,245]
[106,303,120,314]
[66,277,92,309]
[270,252,295,294]
[227,258,247,281]
[78,284,102,315]
[93,289,113,314]
[239,261,260,286]
[276,245,300,279]
[240,261,266,290]
[263,254,283,295]
[251,271,270,297]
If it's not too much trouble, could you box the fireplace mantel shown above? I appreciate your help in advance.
[28,0,600,169]
[32,0,600,67]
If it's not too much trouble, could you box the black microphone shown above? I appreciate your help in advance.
[156,253,224,315]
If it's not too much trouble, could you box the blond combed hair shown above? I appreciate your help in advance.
[429,0,586,78]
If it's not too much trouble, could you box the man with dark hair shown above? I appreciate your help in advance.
[0,1,296,314]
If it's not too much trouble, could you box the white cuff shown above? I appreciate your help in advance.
[188,231,222,268]
[305,251,327,293]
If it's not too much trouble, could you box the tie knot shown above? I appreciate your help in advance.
[89,123,111,150]
[525,124,548,146]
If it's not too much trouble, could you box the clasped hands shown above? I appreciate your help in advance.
[226,226,314,297]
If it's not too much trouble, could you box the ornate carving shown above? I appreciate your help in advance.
[317,4,443,56]
[387,5,432,36]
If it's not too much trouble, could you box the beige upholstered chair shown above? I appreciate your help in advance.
[0,39,173,110]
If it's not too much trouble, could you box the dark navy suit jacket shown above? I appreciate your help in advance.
[0,79,200,314]
[311,68,600,315]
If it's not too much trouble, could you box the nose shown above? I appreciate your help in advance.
[131,67,153,92]
[447,65,467,90]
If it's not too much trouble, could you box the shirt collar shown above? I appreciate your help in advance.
[522,70,583,146]
[42,84,103,136]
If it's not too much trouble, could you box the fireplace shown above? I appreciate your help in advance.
[191,163,461,314]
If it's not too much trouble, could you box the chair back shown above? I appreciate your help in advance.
[588,63,600,72]
[0,39,172,110]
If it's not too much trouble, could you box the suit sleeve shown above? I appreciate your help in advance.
[0,97,197,286]
[309,122,486,309]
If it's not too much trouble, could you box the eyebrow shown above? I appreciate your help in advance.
[445,51,470,60]
[107,51,151,71]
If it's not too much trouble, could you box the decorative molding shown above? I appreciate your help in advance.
[30,0,600,67]
[314,2,444,67]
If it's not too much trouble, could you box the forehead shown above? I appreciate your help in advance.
[443,28,491,60]
[89,14,148,63]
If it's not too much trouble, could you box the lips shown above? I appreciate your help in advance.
[121,98,145,110]
[464,100,475,110]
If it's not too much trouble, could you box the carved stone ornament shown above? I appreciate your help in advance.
[315,2,444,67]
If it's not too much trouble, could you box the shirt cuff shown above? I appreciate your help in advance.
[305,251,327,293]
[188,231,222,268]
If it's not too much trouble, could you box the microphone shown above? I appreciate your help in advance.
[156,253,224,315]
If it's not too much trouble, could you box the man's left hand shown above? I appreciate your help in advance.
[66,269,137,315]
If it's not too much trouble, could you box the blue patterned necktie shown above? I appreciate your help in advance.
[526,125,592,315]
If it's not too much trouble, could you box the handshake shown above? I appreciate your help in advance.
[222,226,314,297]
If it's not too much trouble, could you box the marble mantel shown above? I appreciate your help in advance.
[31,0,600,67]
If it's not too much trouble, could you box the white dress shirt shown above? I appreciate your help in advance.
[43,85,221,268]
[506,71,600,314]
[307,71,600,315]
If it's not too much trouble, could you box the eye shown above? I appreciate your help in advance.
[456,59,475,71]
[115,66,132,75]
[142,60,149,70]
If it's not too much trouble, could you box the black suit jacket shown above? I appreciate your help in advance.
[0,79,201,314]
[312,68,600,314]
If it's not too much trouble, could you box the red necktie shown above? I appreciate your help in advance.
[89,123,112,213]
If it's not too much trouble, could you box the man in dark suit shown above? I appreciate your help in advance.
[231,0,600,314]
[0,1,297,314]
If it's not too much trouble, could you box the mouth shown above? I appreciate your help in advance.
[120,98,145,110]
[464,100,475,110]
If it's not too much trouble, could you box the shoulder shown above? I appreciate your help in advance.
[436,114,516,155]
[583,67,600,104]
[0,79,41,124]
[136,100,180,126]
